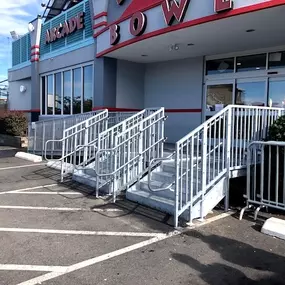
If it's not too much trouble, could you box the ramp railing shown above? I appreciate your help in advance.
[44,110,142,181]
[240,141,285,220]
[174,105,284,227]
[94,108,166,200]
[28,111,100,156]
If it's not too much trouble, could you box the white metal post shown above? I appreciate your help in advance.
[200,125,208,220]
[225,108,232,212]
[83,119,89,165]
[174,144,180,228]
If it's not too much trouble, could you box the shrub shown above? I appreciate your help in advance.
[0,111,27,136]
[266,115,285,141]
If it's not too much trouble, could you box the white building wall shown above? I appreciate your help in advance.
[145,57,204,143]
[116,60,145,109]
[8,79,32,111]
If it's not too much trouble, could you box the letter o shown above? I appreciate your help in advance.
[130,12,147,37]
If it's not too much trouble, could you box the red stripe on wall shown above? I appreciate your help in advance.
[31,51,40,56]
[93,21,108,30]
[92,107,202,113]
[9,109,40,113]
[121,0,163,19]
[96,0,285,57]
[94,12,107,20]
[31,45,40,50]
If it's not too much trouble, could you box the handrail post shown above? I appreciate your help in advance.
[225,107,232,212]
[83,120,89,165]
[201,125,208,220]
[174,143,179,228]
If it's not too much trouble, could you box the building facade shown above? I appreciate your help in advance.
[8,0,285,142]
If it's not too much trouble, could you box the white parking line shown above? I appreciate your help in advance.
[0,228,164,237]
[16,231,180,285]
[0,163,46,171]
[0,205,123,212]
[0,265,67,272]
[0,184,58,195]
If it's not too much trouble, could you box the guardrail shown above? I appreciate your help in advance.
[94,108,166,200]
[240,140,285,220]
[28,111,101,156]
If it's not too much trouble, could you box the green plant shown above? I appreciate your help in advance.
[266,115,285,141]
[0,111,27,136]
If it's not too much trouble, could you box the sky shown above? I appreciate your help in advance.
[0,0,44,82]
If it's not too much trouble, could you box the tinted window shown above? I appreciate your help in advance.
[236,54,266,72]
[206,58,234,75]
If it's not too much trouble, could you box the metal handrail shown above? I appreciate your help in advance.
[147,152,176,192]
[44,139,63,161]
[94,112,166,177]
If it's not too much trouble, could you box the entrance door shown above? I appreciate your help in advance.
[204,80,234,120]
[268,77,285,108]
[204,80,234,153]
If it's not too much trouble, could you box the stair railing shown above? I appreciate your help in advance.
[28,110,101,156]
[94,108,166,200]
[44,110,109,181]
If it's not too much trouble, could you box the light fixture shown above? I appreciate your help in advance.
[141,54,148,57]
[28,23,35,32]
[20,85,26,93]
[187,43,194,46]
[10,31,19,40]
[246,29,255,33]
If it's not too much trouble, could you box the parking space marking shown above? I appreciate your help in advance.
[0,184,58,195]
[0,228,165,237]
[0,265,68,272]
[0,205,123,212]
[16,230,179,285]
[0,163,46,171]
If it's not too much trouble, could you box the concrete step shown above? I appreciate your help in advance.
[72,171,111,195]
[126,188,175,215]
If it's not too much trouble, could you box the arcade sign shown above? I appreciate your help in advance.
[110,0,233,45]
[45,12,85,44]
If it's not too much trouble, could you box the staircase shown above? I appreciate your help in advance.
[38,105,285,228]
[72,108,166,199]
[126,105,285,227]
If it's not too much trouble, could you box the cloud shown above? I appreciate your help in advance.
[0,0,45,78]
[0,0,44,36]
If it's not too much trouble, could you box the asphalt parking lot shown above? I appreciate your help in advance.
[0,147,285,285]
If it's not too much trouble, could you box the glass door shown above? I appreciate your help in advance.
[268,77,285,108]
[204,80,234,120]
[235,78,267,106]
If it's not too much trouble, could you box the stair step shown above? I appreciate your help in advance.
[72,171,111,195]
[126,188,175,215]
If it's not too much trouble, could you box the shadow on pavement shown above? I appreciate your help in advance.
[0,148,21,159]
[172,230,284,285]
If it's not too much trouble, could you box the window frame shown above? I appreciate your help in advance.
[40,61,94,116]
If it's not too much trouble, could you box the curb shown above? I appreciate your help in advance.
[15,152,42,163]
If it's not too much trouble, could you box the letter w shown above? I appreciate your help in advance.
[162,0,190,26]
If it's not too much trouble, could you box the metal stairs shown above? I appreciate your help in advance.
[126,150,226,221]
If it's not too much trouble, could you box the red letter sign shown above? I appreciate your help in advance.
[130,12,147,37]
[162,0,190,26]
[214,0,233,13]
[110,24,120,45]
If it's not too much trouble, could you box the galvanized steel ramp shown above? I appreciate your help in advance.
[126,105,285,227]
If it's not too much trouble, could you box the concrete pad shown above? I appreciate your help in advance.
[261,217,285,240]
[15,152,42,163]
